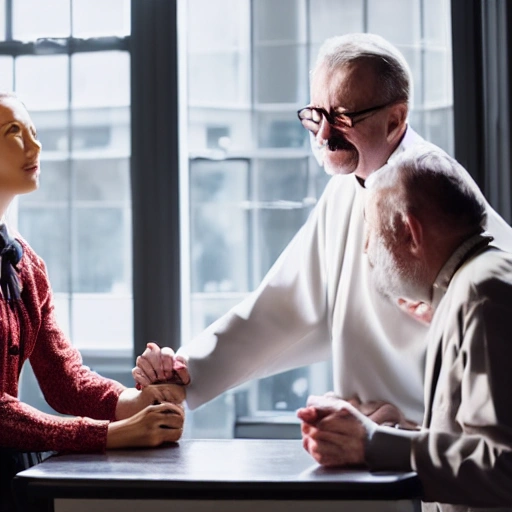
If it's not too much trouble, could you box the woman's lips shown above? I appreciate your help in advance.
[24,164,39,173]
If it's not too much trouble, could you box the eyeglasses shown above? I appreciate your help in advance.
[297,102,395,133]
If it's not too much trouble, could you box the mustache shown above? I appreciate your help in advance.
[324,134,355,152]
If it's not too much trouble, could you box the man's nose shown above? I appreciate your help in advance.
[316,116,333,145]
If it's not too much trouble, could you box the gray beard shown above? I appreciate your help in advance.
[367,234,430,303]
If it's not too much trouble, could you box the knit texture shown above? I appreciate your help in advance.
[0,237,125,453]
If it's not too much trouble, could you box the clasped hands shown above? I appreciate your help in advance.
[107,342,191,449]
[297,393,415,468]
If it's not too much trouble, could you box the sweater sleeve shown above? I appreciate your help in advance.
[0,392,109,452]
[178,179,335,409]
[27,261,125,421]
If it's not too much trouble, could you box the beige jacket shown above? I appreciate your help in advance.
[367,234,512,511]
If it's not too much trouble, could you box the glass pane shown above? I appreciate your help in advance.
[20,159,70,203]
[72,52,130,108]
[71,106,130,155]
[0,56,13,91]
[73,158,129,202]
[15,55,68,111]
[256,111,306,148]
[253,0,306,43]
[255,208,308,279]
[0,0,5,41]
[423,0,452,46]
[258,368,309,411]
[30,110,69,155]
[188,53,250,107]
[255,159,308,202]
[187,0,250,53]
[13,0,70,40]
[73,207,130,294]
[72,0,130,38]
[309,0,364,44]
[190,159,249,294]
[17,207,71,293]
[71,295,133,351]
[367,0,421,46]
[188,108,252,153]
[424,48,453,106]
[254,44,308,104]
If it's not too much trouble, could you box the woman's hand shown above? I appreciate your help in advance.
[107,402,185,449]
[115,384,186,420]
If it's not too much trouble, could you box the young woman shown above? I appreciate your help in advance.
[0,92,187,511]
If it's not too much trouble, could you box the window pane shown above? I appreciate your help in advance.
[20,159,70,203]
[367,0,421,46]
[0,56,13,91]
[72,52,130,108]
[72,0,130,38]
[253,0,306,43]
[309,0,364,43]
[71,295,133,351]
[13,0,70,40]
[187,0,250,107]
[190,159,249,294]
[73,207,130,293]
[71,106,130,155]
[17,207,71,293]
[0,0,5,41]
[15,55,68,110]
[256,111,306,148]
[73,158,129,202]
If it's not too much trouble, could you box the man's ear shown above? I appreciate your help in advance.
[403,212,423,257]
[386,103,408,142]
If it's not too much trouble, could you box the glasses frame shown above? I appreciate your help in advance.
[297,101,396,131]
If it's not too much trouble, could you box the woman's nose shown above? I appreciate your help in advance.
[26,136,42,155]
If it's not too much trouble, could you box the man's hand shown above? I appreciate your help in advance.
[297,394,377,468]
[345,395,419,429]
[132,342,190,387]
[397,298,433,325]
[115,384,186,420]
[107,403,184,449]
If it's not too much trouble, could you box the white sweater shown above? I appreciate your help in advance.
[178,127,512,423]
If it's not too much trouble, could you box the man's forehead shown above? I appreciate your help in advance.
[311,62,378,109]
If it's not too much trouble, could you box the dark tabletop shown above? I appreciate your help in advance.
[13,439,421,501]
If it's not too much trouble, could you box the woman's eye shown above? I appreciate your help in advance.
[7,124,21,134]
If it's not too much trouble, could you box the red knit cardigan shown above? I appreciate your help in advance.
[0,238,125,453]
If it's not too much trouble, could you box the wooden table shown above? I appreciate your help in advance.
[13,439,421,512]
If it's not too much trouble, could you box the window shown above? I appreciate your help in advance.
[1,0,132,360]
[181,0,453,437]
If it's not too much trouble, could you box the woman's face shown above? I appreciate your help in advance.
[0,96,41,201]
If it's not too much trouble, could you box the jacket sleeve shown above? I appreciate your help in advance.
[367,294,512,508]
[179,179,336,410]
[0,392,110,453]
[28,257,125,423]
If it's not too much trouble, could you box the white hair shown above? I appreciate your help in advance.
[313,33,412,106]
[366,144,487,236]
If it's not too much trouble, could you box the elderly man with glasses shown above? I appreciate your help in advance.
[134,34,512,432]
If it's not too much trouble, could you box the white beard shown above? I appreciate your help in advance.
[367,233,429,303]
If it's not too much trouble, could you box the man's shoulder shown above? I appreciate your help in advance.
[452,247,512,304]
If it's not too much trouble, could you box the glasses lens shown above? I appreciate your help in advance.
[299,108,320,133]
